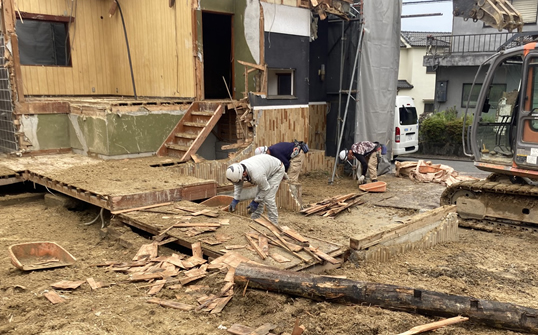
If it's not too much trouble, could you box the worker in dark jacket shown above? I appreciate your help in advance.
[339,141,385,184]
[255,141,309,183]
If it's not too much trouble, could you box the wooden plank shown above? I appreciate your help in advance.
[43,290,65,304]
[17,101,71,114]
[191,241,203,259]
[133,243,159,261]
[270,253,291,263]
[173,223,221,228]
[147,279,166,295]
[280,226,309,245]
[110,202,173,215]
[237,60,265,71]
[210,296,233,314]
[86,277,102,290]
[245,235,267,260]
[259,236,269,257]
[179,273,206,285]
[147,298,196,311]
[397,316,469,335]
[50,280,85,290]
[308,246,340,264]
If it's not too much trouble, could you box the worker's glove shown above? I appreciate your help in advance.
[283,173,289,180]
[229,199,239,212]
[247,200,259,214]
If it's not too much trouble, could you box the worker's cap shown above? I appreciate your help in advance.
[339,149,348,162]
[254,146,268,155]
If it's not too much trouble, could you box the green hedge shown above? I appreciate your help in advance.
[418,107,472,156]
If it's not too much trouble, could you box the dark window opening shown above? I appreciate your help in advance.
[277,73,292,95]
[424,103,435,113]
[16,19,71,66]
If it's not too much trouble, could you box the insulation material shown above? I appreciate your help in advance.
[355,0,402,155]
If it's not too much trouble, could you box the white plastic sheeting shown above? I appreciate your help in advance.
[355,0,401,154]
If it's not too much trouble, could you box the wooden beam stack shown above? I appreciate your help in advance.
[300,193,364,218]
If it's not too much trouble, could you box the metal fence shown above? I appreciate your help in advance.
[426,32,517,56]
[0,33,17,154]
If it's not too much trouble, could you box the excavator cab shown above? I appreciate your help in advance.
[466,53,522,171]
[467,46,538,179]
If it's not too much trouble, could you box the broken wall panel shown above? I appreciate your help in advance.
[16,99,187,156]
[16,0,195,97]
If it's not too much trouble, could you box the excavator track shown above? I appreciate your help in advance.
[440,179,538,228]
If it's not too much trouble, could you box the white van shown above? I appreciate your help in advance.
[393,96,419,156]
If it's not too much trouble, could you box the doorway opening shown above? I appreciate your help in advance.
[202,12,233,99]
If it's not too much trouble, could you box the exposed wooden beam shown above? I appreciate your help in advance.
[16,11,75,23]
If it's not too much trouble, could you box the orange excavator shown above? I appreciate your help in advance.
[438,1,538,226]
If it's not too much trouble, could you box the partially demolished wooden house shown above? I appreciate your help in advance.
[0,0,354,161]
[0,0,460,277]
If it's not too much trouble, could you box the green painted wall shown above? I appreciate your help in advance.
[106,113,183,156]
[35,114,70,149]
[29,111,184,156]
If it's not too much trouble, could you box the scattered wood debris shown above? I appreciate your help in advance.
[300,193,364,218]
[227,323,276,335]
[50,280,85,290]
[395,160,477,186]
[86,277,103,290]
[43,290,65,304]
[397,316,469,335]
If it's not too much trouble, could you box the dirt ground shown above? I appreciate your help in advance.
[1,168,538,335]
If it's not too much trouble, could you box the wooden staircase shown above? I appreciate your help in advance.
[157,102,224,162]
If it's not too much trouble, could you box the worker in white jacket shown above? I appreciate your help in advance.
[226,154,286,224]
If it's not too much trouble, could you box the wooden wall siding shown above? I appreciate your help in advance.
[308,103,327,150]
[254,107,309,147]
[17,0,195,98]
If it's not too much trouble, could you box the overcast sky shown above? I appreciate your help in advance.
[401,0,453,33]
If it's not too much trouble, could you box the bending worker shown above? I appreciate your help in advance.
[339,141,384,184]
[226,154,285,224]
[254,140,308,183]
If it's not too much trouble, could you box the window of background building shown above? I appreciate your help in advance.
[16,12,73,66]
[424,102,435,113]
[512,0,538,25]
[461,83,506,108]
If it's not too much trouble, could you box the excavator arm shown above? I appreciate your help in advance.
[453,0,524,32]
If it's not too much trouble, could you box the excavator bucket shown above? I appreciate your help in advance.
[453,0,524,32]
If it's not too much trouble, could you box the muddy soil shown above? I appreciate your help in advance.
[1,170,538,335]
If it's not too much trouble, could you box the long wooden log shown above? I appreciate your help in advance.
[234,263,538,334]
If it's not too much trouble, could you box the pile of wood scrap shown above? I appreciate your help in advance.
[395,160,477,186]
[244,217,341,267]
[90,241,248,313]
[300,193,364,218]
